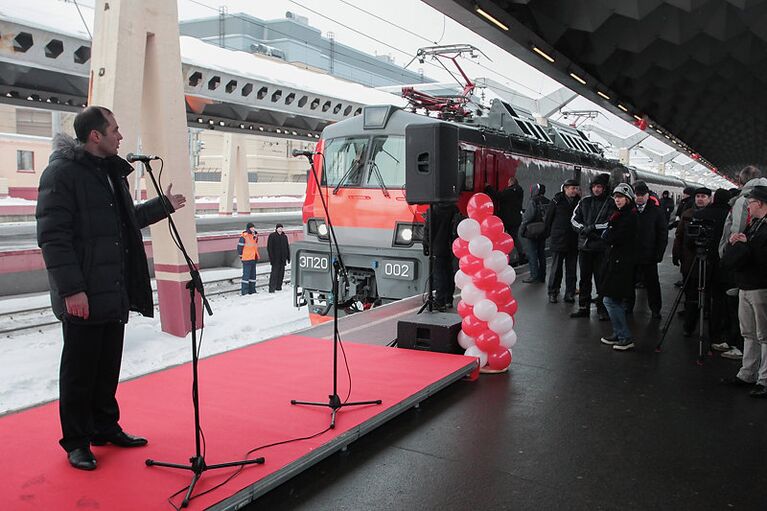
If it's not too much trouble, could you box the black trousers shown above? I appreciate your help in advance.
[628,263,662,313]
[269,262,286,292]
[59,321,125,452]
[577,250,606,312]
[433,255,456,306]
[548,249,577,296]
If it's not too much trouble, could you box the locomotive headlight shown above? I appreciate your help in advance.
[393,223,422,247]
[307,218,329,240]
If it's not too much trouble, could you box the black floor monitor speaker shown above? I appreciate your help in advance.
[397,312,463,354]
[405,122,460,204]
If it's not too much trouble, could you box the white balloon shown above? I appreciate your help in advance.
[498,266,517,285]
[469,235,493,259]
[454,270,471,290]
[473,299,498,322]
[460,283,486,306]
[465,345,488,367]
[500,329,517,349]
[457,218,481,242]
[457,331,476,349]
[488,312,514,335]
[484,250,509,273]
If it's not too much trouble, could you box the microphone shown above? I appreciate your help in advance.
[291,149,315,158]
[126,152,160,163]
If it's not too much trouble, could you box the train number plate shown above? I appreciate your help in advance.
[381,259,415,280]
[298,253,330,272]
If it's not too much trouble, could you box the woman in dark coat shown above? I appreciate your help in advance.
[600,183,639,351]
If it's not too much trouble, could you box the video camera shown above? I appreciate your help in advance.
[685,217,714,250]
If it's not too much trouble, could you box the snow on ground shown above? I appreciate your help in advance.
[0,196,36,206]
[0,287,310,415]
[195,196,304,204]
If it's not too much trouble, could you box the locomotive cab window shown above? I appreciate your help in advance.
[322,136,369,187]
[459,150,475,191]
[367,136,405,187]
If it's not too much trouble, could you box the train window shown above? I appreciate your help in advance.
[515,119,533,137]
[531,124,551,143]
[321,136,369,187]
[460,150,475,191]
[367,136,405,187]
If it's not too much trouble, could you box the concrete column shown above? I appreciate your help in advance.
[618,148,630,165]
[234,136,250,215]
[90,0,199,337]
[219,133,250,215]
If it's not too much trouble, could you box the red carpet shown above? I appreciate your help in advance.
[0,335,474,510]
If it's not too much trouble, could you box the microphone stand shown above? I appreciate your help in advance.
[140,160,264,508]
[290,152,381,429]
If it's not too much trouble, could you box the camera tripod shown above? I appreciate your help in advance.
[656,246,710,364]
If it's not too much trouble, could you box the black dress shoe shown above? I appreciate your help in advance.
[522,277,537,283]
[68,447,97,470]
[563,294,575,303]
[570,309,589,318]
[749,385,767,398]
[721,376,755,387]
[92,431,148,447]
[548,295,558,303]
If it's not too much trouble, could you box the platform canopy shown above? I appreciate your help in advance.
[425,0,767,180]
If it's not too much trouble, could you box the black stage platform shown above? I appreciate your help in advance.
[251,254,767,511]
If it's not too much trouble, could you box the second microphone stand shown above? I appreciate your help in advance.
[140,160,264,508]
[290,151,381,429]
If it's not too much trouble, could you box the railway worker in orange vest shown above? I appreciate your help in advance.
[238,222,259,294]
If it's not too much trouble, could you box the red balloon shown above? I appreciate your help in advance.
[475,330,500,352]
[487,346,512,370]
[493,232,515,254]
[480,216,505,238]
[456,300,473,318]
[461,314,488,338]
[452,237,470,258]
[459,254,484,276]
[467,193,494,221]
[487,283,512,305]
[500,298,518,316]
[473,268,498,291]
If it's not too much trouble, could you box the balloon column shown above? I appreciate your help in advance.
[453,193,518,372]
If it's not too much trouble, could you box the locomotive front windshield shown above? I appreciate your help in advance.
[322,135,405,189]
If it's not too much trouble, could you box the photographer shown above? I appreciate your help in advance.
[673,187,712,336]
[720,186,767,398]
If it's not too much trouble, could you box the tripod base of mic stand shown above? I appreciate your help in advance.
[146,455,265,508]
[291,394,382,429]
[417,296,437,315]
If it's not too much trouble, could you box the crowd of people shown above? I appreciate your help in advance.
[504,166,767,398]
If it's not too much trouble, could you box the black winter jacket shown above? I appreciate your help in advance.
[267,230,291,265]
[36,134,171,323]
[721,217,767,290]
[635,201,668,264]
[544,191,579,252]
[600,204,638,300]
[486,183,523,232]
[519,184,550,239]
[571,193,615,252]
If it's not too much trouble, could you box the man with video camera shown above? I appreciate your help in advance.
[721,185,767,398]
[673,187,717,337]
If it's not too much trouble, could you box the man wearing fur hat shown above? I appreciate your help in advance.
[36,106,186,470]
[570,172,615,320]
[267,223,291,293]
[544,178,580,303]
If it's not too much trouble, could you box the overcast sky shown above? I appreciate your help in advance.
[0,0,730,186]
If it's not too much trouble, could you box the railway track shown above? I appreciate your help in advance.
[0,269,292,336]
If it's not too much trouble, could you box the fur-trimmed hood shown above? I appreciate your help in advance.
[49,133,134,177]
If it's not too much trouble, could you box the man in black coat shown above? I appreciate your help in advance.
[570,173,615,319]
[267,223,291,293]
[659,190,675,223]
[486,176,524,264]
[544,179,580,303]
[36,106,186,470]
[424,202,460,311]
[627,182,668,318]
